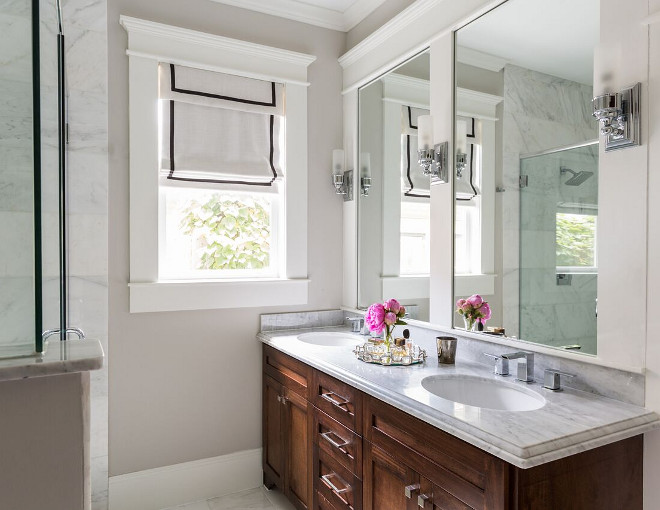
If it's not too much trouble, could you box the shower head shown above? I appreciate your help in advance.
[560,167,593,186]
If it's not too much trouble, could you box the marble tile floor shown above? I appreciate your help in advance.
[161,486,296,510]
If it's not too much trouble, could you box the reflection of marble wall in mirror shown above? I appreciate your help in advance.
[357,51,431,320]
[453,0,600,355]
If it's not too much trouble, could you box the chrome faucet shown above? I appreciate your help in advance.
[42,327,86,341]
[502,351,535,383]
[346,317,367,334]
[483,352,510,376]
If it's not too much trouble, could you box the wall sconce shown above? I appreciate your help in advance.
[417,115,449,183]
[331,149,353,201]
[360,152,371,197]
[455,119,468,179]
[592,82,641,151]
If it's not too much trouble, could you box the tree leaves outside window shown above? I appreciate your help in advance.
[556,213,596,267]
[180,194,271,270]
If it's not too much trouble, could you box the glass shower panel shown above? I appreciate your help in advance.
[519,142,599,355]
[0,0,38,357]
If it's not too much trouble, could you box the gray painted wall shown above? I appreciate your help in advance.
[107,0,346,476]
[346,0,415,50]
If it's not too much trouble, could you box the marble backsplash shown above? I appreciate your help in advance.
[259,309,645,407]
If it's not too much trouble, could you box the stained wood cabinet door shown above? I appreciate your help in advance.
[263,374,285,489]
[283,387,313,510]
[363,442,419,510]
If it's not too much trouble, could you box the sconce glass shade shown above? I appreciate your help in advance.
[332,149,345,176]
[417,115,433,150]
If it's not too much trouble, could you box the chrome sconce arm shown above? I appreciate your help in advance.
[417,142,449,184]
[592,82,641,151]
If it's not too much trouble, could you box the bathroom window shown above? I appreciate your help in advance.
[157,64,285,280]
[556,212,598,271]
[123,17,314,312]
[400,201,430,275]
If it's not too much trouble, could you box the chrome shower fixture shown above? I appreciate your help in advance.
[560,167,593,186]
[592,83,641,151]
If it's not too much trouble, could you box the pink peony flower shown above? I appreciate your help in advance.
[365,303,385,334]
[398,305,406,317]
[461,301,472,312]
[456,298,467,308]
[467,294,483,307]
[383,312,397,326]
[478,302,492,321]
[384,298,401,314]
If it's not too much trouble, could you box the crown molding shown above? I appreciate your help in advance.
[120,15,317,68]
[456,46,508,72]
[338,0,440,68]
[208,0,386,32]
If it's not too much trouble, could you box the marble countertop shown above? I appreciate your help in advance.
[0,340,104,383]
[259,327,660,469]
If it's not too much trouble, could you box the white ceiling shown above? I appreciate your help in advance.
[209,0,387,31]
[457,0,599,85]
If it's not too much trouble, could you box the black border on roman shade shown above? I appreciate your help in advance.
[404,106,430,199]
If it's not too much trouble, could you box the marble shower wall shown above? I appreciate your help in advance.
[501,64,597,343]
[60,0,108,508]
[0,0,36,352]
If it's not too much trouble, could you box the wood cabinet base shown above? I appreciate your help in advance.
[263,345,643,510]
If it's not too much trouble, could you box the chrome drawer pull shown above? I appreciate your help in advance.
[320,391,350,410]
[418,493,431,508]
[405,484,420,499]
[320,431,349,450]
[321,472,351,495]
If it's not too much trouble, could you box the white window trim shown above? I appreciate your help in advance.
[454,88,502,295]
[120,16,316,313]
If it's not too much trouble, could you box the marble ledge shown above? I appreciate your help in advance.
[0,339,104,383]
[258,328,660,469]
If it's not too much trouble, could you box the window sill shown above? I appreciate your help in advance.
[128,278,309,313]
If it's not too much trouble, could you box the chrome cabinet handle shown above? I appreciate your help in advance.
[418,493,431,508]
[320,431,349,450]
[405,484,420,499]
[276,394,288,405]
[321,473,351,494]
[320,391,350,410]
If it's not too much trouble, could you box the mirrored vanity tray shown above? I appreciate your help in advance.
[353,342,427,366]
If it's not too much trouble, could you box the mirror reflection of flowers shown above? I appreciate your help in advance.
[456,294,491,332]
[365,298,407,352]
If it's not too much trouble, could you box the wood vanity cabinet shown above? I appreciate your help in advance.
[263,346,314,510]
[263,345,643,510]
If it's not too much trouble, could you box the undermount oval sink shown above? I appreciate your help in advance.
[296,332,360,347]
[421,375,546,411]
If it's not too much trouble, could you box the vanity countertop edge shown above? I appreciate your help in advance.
[0,339,104,383]
[258,328,660,469]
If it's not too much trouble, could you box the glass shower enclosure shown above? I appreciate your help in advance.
[0,0,68,358]
[519,141,599,355]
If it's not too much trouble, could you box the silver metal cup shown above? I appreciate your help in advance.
[436,336,458,364]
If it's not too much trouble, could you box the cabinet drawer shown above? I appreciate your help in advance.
[314,446,362,510]
[313,407,362,479]
[312,370,362,434]
[316,491,341,510]
[364,396,508,510]
[264,344,311,399]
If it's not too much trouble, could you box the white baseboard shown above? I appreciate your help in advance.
[108,448,262,510]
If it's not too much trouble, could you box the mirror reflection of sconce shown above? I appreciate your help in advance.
[455,119,468,179]
[417,115,449,183]
[332,149,353,201]
[592,82,641,152]
[359,152,371,197]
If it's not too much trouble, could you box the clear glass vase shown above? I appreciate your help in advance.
[463,316,478,332]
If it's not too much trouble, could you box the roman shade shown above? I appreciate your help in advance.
[401,106,431,199]
[159,63,285,190]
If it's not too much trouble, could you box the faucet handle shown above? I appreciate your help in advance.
[483,353,509,376]
[543,369,575,391]
[346,316,365,333]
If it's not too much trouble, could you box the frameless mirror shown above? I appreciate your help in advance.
[357,50,431,321]
[453,0,599,354]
